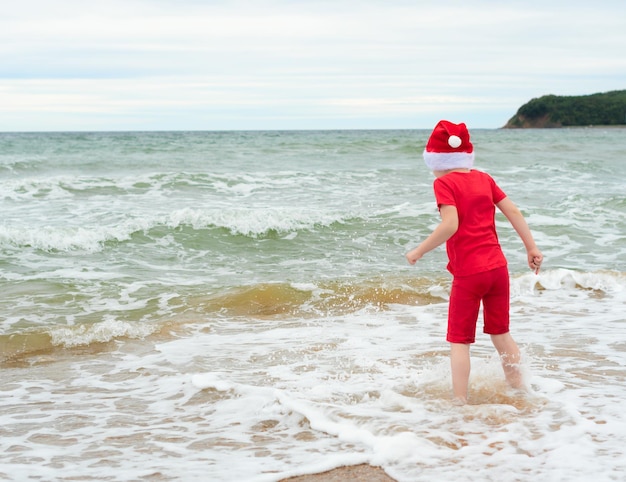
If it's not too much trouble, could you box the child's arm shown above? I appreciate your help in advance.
[406,204,458,265]
[496,197,543,273]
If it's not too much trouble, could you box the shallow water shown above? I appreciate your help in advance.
[1,129,625,481]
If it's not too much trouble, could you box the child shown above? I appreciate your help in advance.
[405,120,543,405]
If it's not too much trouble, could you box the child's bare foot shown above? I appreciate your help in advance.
[503,363,524,390]
[452,396,467,406]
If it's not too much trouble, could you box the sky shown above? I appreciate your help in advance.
[1,0,625,131]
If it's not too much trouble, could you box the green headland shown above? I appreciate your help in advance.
[504,90,626,128]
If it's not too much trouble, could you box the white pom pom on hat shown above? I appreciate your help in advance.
[447,135,462,148]
[423,120,474,171]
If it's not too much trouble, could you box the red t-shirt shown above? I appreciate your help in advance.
[433,170,508,276]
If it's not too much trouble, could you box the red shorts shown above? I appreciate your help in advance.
[447,266,510,344]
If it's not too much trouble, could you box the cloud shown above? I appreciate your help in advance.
[1,0,625,130]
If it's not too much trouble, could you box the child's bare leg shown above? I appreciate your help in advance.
[490,333,523,389]
[450,343,471,404]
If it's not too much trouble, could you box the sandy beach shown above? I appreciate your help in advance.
[280,464,396,482]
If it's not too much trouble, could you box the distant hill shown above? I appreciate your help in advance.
[504,90,626,128]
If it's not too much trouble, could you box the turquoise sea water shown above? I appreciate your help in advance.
[1,128,625,481]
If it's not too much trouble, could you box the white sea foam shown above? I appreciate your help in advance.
[0,223,136,252]
[5,279,624,481]
[0,210,338,253]
[166,206,353,237]
[47,317,158,347]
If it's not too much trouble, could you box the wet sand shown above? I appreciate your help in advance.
[279,464,397,482]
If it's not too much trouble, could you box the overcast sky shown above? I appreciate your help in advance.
[1,0,625,131]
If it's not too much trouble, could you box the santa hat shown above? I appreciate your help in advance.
[423,120,474,171]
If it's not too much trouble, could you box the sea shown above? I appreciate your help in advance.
[1,128,625,482]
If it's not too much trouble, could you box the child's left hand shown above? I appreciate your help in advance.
[405,248,422,265]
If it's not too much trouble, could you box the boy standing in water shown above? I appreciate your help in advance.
[405,120,543,405]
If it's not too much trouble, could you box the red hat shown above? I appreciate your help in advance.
[423,120,474,171]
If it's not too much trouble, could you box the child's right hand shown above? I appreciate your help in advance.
[528,249,543,274]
